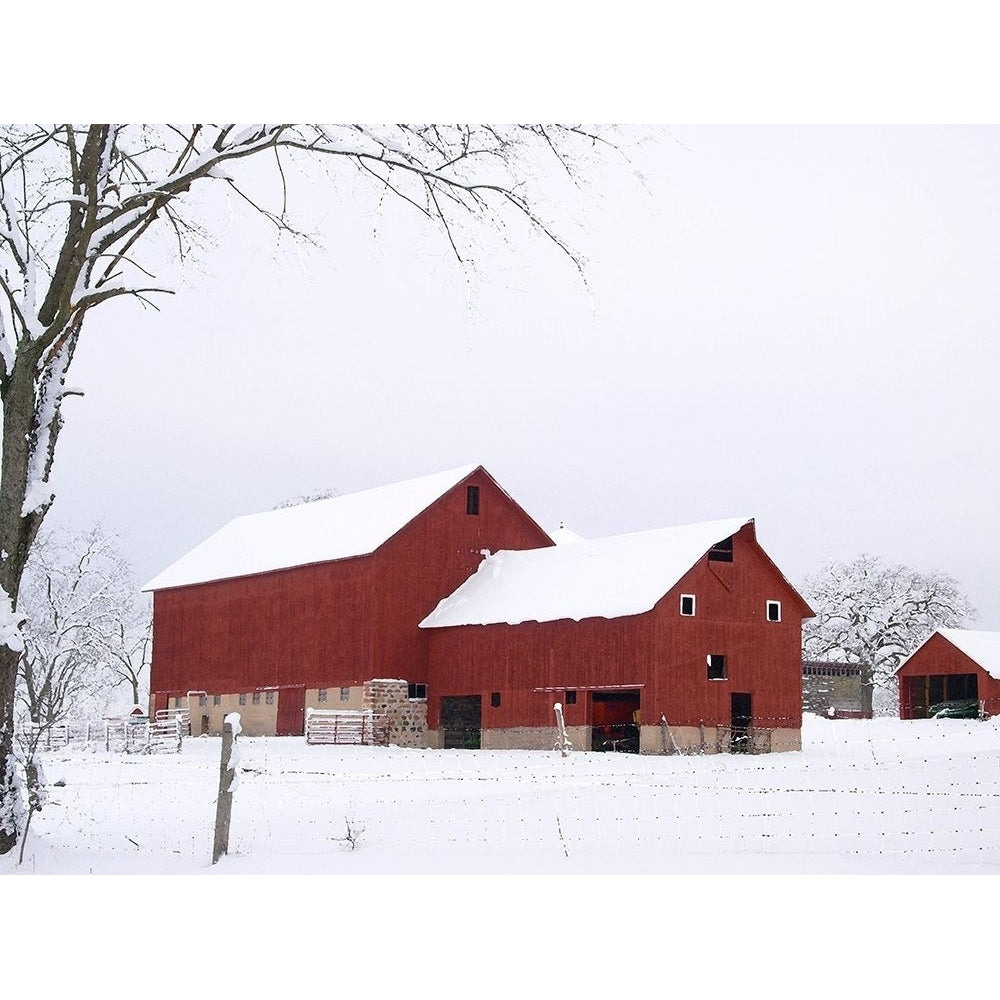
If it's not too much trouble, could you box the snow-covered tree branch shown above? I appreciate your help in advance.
[0,122,621,853]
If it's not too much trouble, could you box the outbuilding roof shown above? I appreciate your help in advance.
[144,464,481,592]
[900,628,1000,681]
[420,516,754,628]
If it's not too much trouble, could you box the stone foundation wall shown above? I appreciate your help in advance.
[305,686,366,712]
[184,694,277,738]
[363,679,428,748]
[640,724,801,754]
[479,725,590,751]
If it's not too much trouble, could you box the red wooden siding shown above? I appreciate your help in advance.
[369,472,553,682]
[425,523,809,732]
[149,468,551,705]
[896,632,1000,718]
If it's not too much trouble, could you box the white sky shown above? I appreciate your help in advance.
[42,124,999,628]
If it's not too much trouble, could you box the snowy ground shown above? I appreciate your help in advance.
[5,713,998,875]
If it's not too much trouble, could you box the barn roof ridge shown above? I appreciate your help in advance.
[420,515,759,629]
[143,463,484,592]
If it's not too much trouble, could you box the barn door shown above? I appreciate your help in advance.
[731,692,752,753]
[276,686,306,736]
[441,695,482,749]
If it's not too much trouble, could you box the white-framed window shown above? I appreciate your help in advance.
[707,654,727,681]
[340,686,350,702]
[318,688,328,703]
[680,593,696,617]
[408,683,427,700]
[766,600,781,623]
[265,690,275,706]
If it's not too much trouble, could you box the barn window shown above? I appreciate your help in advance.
[213,694,221,706]
[340,687,350,702]
[466,485,480,515]
[252,691,261,706]
[566,690,577,705]
[680,594,696,617]
[490,691,502,708]
[707,654,727,680]
[766,600,781,622]
[265,690,275,706]
[408,683,427,700]
[239,693,247,706]
[708,536,734,562]
[318,688,328,703]
[198,695,207,707]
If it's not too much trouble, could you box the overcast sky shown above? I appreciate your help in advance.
[44,126,1000,628]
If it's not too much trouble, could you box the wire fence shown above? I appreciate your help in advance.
[23,716,1000,872]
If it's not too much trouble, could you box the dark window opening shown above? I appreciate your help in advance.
[340,687,350,702]
[213,694,221,706]
[766,600,781,622]
[265,690,275,705]
[490,691,501,708]
[565,690,577,705]
[252,691,261,705]
[708,536,734,562]
[318,688,328,703]
[239,693,247,706]
[680,594,696,617]
[466,485,480,515]
[708,654,727,680]
[198,694,207,707]
[408,683,427,700]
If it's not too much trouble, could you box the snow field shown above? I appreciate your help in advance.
[7,713,998,875]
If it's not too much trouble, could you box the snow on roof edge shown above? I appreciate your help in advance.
[896,628,1000,680]
[420,515,754,629]
[142,464,482,592]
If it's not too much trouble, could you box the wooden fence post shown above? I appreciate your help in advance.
[553,702,573,756]
[212,713,241,864]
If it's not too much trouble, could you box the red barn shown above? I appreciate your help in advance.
[144,466,552,737]
[146,465,812,752]
[896,629,1000,719]
[420,518,814,753]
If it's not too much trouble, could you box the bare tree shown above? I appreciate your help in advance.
[801,554,976,716]
[0,123,620,852]
[16,524,133,726]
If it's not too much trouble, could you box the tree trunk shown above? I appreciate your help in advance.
[860,664,875,718]
[0,354,53,854]
[0,644,20,854]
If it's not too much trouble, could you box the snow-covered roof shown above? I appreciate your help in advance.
[549,524,586,545]
[144,465,480,592]
[420,516,753,628]
[906,629,1000,681]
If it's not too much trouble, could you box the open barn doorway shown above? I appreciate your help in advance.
[591,689,641,752]
[905,673,979,719]
[441,695,482,749]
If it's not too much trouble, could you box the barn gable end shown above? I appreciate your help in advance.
[146,465,551,733]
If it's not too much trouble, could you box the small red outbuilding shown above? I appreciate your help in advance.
[896,629,1000,719]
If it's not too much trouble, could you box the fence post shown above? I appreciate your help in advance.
[553,702,573,756]
[212,713,241,864]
